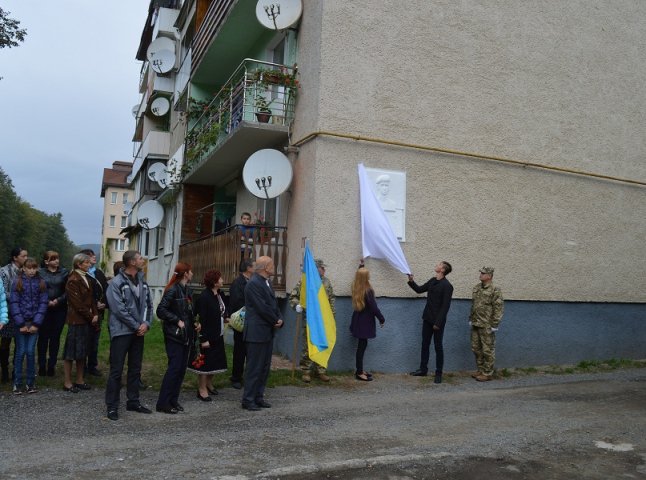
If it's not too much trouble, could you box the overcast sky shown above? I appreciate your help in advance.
[0,0,150,245]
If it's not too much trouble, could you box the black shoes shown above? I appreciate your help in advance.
[434,374,442,384]
[107,410,119,421]
[242,403,261,411]
[409,369,428,377]
[255,399,271,408]
[156,405,179,414]
[171,402,184,412]
[230,381,242,390]
[74,383,92,390]
[197,392,213,402]
[87,368,102,377]
[63,385,80,393]
[207,386,219,395]
[127,404,152,414]
[355,373,372,382]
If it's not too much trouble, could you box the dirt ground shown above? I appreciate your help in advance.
[1,367,645,479]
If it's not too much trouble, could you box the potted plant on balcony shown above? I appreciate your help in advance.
[254,95,273,123]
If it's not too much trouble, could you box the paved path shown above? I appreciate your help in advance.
[1,369,645,479]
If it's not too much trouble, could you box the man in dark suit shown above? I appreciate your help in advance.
[407,261,454,384]
[241,256,283,411]
[228,259,254,389]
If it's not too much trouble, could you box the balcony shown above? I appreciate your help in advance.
[179,225,288,292]
[130,130,171,182]
[181,59,297,186]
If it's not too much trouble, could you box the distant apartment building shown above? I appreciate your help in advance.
[100,161,133,277]
[125,0,646,371]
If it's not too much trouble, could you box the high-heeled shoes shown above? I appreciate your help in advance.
[197,391,213,402]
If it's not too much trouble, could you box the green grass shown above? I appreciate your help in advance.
[2,321,645,394]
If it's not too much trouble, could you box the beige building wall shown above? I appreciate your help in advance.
[287,0,646,302]
[101,186,132,277]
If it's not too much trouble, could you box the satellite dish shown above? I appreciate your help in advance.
[147,162,169,188]
[150,96,170,116]
[147,37,176,74]
[243,149,293,199]
[256,0,303,30]
[137,200,164,229]
[132,104,140,118]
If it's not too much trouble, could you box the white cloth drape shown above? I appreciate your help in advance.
[358,163,411,274]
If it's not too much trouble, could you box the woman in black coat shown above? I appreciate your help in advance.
[188,270,228,401]
[156,262,198,414]
[349,265,385,381]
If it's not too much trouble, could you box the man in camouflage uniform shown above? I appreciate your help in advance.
[289,259,335,383]
[469,266,504,382]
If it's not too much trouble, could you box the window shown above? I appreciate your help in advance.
[109,215,116,227]
[116,239,126,251]
[122,193,128,204]
[120,216,127,228]
[110,192,117,204]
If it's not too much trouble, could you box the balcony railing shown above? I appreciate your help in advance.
[184,59,297,169]
[179,225,288,292]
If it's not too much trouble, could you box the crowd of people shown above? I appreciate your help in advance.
[0,244,505,419]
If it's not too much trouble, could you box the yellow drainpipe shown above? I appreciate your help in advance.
[291,130,646,188]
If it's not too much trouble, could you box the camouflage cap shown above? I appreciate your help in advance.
[479,266,494,275]
[315,259,326,268]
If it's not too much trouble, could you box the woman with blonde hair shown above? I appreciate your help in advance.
[349,263,386,381]
[62,253,98,393]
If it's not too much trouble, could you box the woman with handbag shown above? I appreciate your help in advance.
[349,263,385,381]
[188,270,228,401]
[156,262,199,414]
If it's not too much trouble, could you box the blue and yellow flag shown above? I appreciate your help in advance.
[299,243,336,368]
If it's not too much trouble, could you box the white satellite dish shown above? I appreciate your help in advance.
[131,104,140,118]
[147,37,176,74]
[150,96,170,116]
[147,162,169,188]
[256,0,303,30]
[137,200,164,229]
[243,149,293,199]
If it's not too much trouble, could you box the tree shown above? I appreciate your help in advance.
[0,166,77,267]
[0,8,27,49]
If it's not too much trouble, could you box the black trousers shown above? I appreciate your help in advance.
[0,336,15,376]
[242,340,272,406]
[105,334,144,411]
[37,307,66,370]
[419,321,444,374]
[86,312,104,371]
[355,338,368,374]
[230,329,246,383]
[157,340,189,409]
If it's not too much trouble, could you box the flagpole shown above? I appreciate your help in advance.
[291,311,302,379]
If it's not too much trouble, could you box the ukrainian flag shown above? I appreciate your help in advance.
[300,243,336,368]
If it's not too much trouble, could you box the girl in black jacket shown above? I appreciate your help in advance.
[156,262,198,414]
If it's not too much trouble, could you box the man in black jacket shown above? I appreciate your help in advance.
[228,259,253,389]
[241,256,283,411]
[407,261,454,383]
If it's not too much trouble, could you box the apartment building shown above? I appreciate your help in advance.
[126,0,646,371]
[100,161,133,276]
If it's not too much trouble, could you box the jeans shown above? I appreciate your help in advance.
[105,334,144,410]
[14,332,38,387]
[38,307,67,371]
[157,340,189,409]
